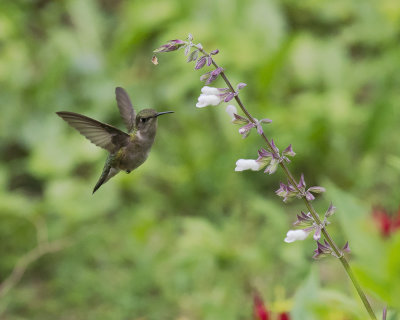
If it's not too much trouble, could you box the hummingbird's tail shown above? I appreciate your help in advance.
[93,164,119,194]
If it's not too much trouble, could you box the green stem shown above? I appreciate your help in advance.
[196,45,377,320]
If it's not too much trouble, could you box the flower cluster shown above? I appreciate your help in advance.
[276,174,325,203]
[153,39,186,53]
[195,85,251,108]
[155,34,334,258]
[235,141,294,174]
[227,104,272,138]
[284,203,336,244]
[313,240,350,259]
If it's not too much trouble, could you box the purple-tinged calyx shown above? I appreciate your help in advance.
[231,116,269,139]
[325,203,336,218]
[256,148,280,174]
[297,174,326,201]
[292,211,325,241]
[313,240,333,259]
[313,240,349,259]
[255,119,272,135]
[200,71,211,81]
[264,158,279,174]
[297,174,306,190]
[195,56,207,69]
[270,139,280,155]
[305,186,326,201]
[308,186,326,193]
[342,241,350,253]
[305,192,315,201]
[232,113,248,125]
[293,211,314,227]
[224,92,235,102]
[238,122,256,138]
[282,145,296,162]
[323,203,336,226]
[154,39,186,53]
[210,49,219,55]
[236,82,247,90]
[276,182,288,198]
[275,181,299,202]
[313,225,322,241]
[204,67,224,84]
[187,49,199,62]
[184,44,191,56]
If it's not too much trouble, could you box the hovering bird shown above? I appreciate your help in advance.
[56,87,173,193]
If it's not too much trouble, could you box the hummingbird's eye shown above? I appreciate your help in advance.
[140,117,148,123]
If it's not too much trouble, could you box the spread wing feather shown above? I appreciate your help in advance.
[115,87,136,132]
[56,111,130,152]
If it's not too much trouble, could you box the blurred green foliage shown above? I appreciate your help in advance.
[0,0,400,319]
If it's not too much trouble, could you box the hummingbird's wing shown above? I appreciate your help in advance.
[56,111,130,153]
[115,87,136,132]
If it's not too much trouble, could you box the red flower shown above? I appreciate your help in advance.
[373,206,400,237]
[253,291,270,320]
[278,312,290,320]
[252,291,291,320]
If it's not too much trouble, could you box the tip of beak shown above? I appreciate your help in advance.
[156,111,174,117]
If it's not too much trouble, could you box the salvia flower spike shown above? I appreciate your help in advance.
[154,34,378,320]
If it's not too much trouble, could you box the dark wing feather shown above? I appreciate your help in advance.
[56,111,130,152]
[115,87,136,132]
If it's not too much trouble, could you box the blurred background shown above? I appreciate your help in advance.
[1,0,400,319]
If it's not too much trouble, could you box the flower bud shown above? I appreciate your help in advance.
[225,105,237,120]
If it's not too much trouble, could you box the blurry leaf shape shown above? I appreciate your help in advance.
[110,0,178,58]
[291,268,319,320]
[387,155,400,172]
[26,117,100,178]
[67,0,103,52]
[325,181,400,307]
[318,289,366,319]
[44,178,118,222]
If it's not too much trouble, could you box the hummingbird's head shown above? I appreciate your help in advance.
[136,109,174,134]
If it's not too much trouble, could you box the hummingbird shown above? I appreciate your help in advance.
[56,87,174,194]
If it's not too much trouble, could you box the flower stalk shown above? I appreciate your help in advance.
[153,35,378,320]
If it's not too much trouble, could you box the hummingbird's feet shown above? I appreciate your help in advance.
[126,170,131,174]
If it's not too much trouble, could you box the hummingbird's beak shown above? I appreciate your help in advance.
[155,111,174,117]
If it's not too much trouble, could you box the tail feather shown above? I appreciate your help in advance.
[92,165,120,194]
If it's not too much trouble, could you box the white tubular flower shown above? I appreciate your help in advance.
[201,86,220,95]
[284,230,310,243]
[225,105,237,120]
[196,86,223,108]
[196,94,221,108]
[235,159,261,172]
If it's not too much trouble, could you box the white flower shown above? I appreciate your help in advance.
[225,105,237,120]
[284,229,310,243]
[196,93,221,108]
[196,86,223,108]
[201,86,220,95]
[234,159,261,172]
